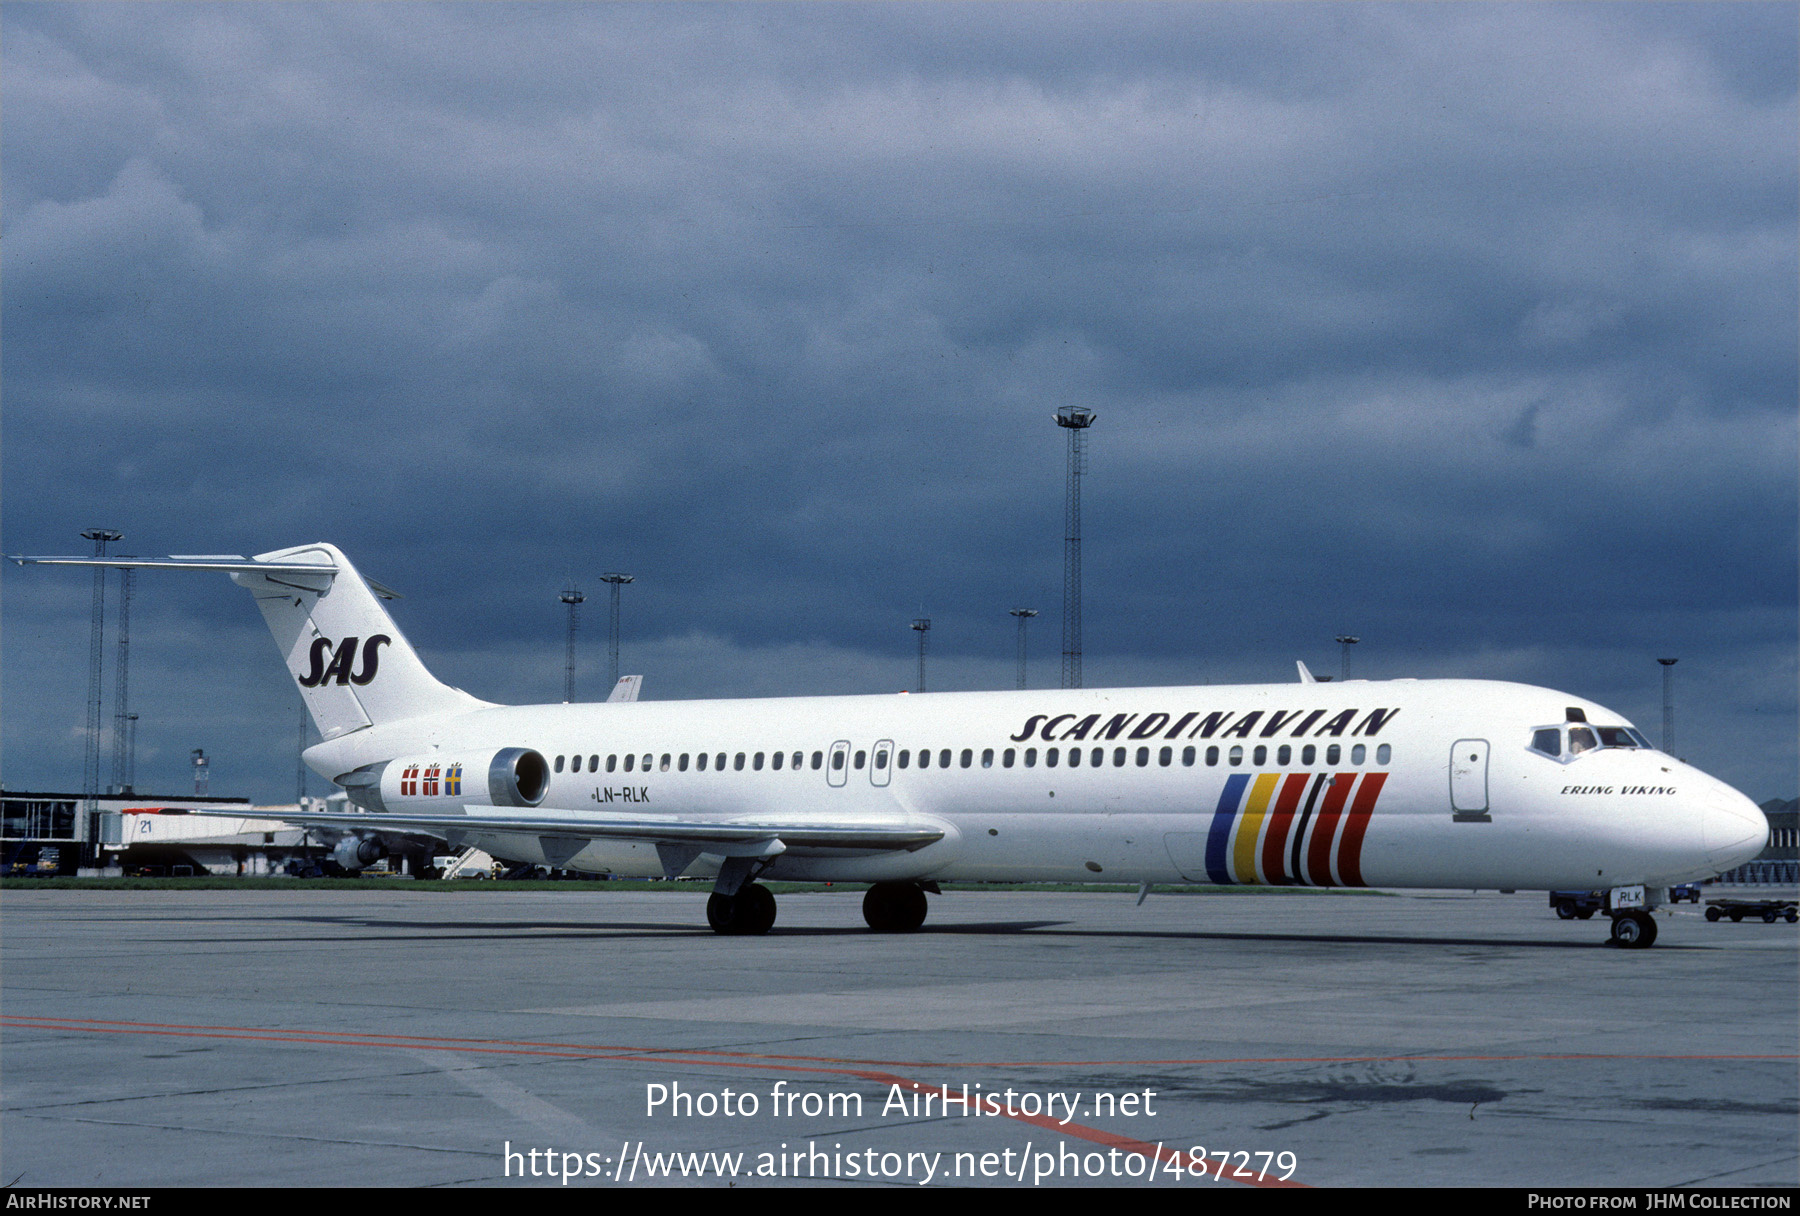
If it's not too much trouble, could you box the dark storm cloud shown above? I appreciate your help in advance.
[3,2,1794,802]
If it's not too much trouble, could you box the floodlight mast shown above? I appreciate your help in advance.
[559,585,586,703]
[911,618,931,693]
[1658,658,1677,754]
[1009,608,1038,690]
[80,528,121,810]
[1055,408,1096,689]
[1336,635,1360,681]
[600,573,634,689]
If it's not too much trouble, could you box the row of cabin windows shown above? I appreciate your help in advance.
[550,741,1392,775]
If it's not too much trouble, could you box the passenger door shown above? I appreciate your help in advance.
[1450,739,1490,822]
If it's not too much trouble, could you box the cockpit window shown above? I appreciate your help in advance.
[1596,727,1638,749]
[1567,727,1597,754]
[1531,728,1561,758]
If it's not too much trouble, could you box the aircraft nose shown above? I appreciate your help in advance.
[1702,785,1768,870]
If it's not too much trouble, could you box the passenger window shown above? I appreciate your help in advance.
[773,751,784,770]
[1047,747,1059,767]
[1377,744,1391,765]
[696,753,707,771]
[660,754,671,772]
[679,754,689,772]
[1228,746,1242,766]
[811,751,823,770]
[918,749,931,769]
[874,748,887,770]
[981,748,993,768]
[1113,748,1127,767]
[899,750,910,769]
[830,751,842,771]
[1024,748,1037,768]
[960,749,973,769]
[1181,746,1195,766]
[1068,747,1081,768]
[607,754,618,773]
[1003,748,1015,768]
[716,753,726,771]
[1253,745,1266,766]
[1206,746,1219,766]
[754,752,765,771]
[554,755,565,773]
[588,755,598,772]
[1277,745,1290,766]
[735,753,746,771]
[854,750,865,769]
[1092,747,1104,767]
[942,749,953,768]
[641,754,651,772]
[1326,744,1340,765]
[624,754,635,773]
[1135,747,1149,767]
[1351,744,1365,765]
[792,752,803,770]
[1159,746,1171,766]
[1301,744,1315,766]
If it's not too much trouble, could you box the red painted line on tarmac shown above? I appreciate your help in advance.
[8,1015,1795,1188]
[2,1016,1792,1069]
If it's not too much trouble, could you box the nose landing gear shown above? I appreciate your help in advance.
[1608,909,1658,949]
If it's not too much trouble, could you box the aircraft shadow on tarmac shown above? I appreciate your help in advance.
[247,912,1653,949]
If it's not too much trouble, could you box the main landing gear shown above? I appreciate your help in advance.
[1608,909,1659,949]
[707,883,777,936]
[863,881,930,932]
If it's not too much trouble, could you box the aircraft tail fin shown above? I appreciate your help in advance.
[235,543,490,738]
[9,543,491,740]
[606,674,643,703]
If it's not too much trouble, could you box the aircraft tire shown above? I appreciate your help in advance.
[739,883,777,935]
[1609,910,1657,949]
[863,882,928,932]
[709,885,777,935]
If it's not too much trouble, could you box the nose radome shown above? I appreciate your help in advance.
[1703,785,1769,869]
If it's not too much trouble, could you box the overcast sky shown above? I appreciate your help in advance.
[4,2,1795,805]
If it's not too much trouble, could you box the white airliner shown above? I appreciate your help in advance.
[15,543,1769,947]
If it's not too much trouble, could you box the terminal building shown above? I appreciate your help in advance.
[0,788,448,877]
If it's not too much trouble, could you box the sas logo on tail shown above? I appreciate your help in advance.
[297,635,392,687]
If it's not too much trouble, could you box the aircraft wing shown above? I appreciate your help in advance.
[140,806,944,873]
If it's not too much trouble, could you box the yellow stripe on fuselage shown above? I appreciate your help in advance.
[1232,772,1280,883]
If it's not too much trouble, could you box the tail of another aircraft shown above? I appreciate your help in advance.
[234,543,491,739]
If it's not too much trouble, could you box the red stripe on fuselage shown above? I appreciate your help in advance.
[1260,773,1313,885]
[1304,773,1357,886]
[1335,772,1388,887]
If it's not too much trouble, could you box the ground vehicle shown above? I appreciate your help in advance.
[1703,899,1797,924]
[1549,890,1602,919]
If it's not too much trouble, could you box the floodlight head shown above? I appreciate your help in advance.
[1054,407,1096,430]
